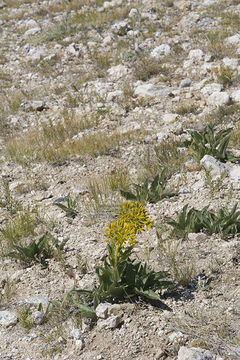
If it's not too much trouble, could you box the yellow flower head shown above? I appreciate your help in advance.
[105,202,153,251]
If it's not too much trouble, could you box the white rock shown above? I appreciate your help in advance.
[231,90,240,103]
[162,113,179,123]
[168,331,185,343]
[75,338,85,349]
[151,44,172,59]
[188,49,204,62]
[97,314,121,329]
[188,233,208,241]
[96,303,110,319]
[66,43,80,57]
[111,21,129,35]
[24,27,41,38]
[223,57,239,70]
[207,91,230,107]
[200,155,229,178]
[226,34,240,46]
[27,46,47,62]
[107,90,123,102]
[201,83,223,96]
[134,84,171,99]
[26,19,39,28]
[0,311,18,327]
[70,329,82,339]
[177,346,217,360]
[129,8,138,18]
[32,311,44,325]
[180,78,192,88]
[26,295,49,309]
[229,166,240,183]
[107,64,128,80]
[103,35,112,46]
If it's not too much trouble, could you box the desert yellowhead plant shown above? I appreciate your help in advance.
[69,202,172,315]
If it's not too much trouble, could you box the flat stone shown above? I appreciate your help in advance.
[150,44,172,59]
[231,90,240,103]
[201,83,223,96]
[162,113,179,122]
[188,49,204,62]
[177,346,217,360]
[134,84,172,99]
[180,78,192,88]
[70,328,83,339]
[97,314,121,329]
[96,303,110,319]
[207,91,230,107]
[26,295,49,309]
[229,166,240,183]
[200,155,229,178]
[107,64,128,80]
[24,27,41,38]
[188,233,208,241]
[223,57,239,69]
[32,311,44,325]
[0,311,18,327]
[226,34,240,46]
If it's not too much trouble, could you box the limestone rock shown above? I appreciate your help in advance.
[134,84,171,99]
[150,44,172,59]
[0,311,18,327]
[188,49,204,62]
[107,64,128,80]
[200,155,229,178]
[177,346,223,360]
[207,91,230,107]
[201,83,223,96]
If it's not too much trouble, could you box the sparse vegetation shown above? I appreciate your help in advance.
[184,125,240,162]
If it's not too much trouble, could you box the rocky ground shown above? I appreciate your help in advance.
[0,0,240,359]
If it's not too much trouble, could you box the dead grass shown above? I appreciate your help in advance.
[142,138,187,179]
[133,56,170,82]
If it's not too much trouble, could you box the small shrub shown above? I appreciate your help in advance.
[184,125,240,163]
[133,56,169,81]
[54,195,78,218]
[7,232,68,266]
[167,204,240,239]
[175,104,198,116]
[70,202,172,314]
[213,65,238,87]
[120,170,176,204]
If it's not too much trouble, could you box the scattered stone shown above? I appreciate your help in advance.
[75,338,85,350]
[0,0,6,9]
[70,329,83,340]
[23,100,47,112]
[96,303,110,319]
[25,19,39,29]
[231,90,240,103]
[180,78,192,88]
[0,311,18,327]
[26,296,50,309]
[134,84,172,99]
[128,8,138,18]
[97,314,121,330]
[188,49,204,62]
[107,64,128,80]
[150,44,172,59]
[201,83,223,96]
[111,21,129,35]
[222,57,239,70]
[200,155,229,178]
[177,346,222,360]
[226,34,240,46]
[162,113,179,123]
[188,233,208,241]
[207,91,230,107]
[229,166,240,183]
[24,27,41,38]
[32,311,44,325]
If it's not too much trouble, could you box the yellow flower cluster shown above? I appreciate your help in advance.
[105,202,153,251]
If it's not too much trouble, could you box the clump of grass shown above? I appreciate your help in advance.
[0,207,45,252]
[213,65,238,87]
[86,167,131,212]
[205,104,240,125]
[204,30,232,59]
[143,138,187,178]
[230,122,240,148]
[6,110,108,164]
[175,104,198,116]
[133,56,169,81]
